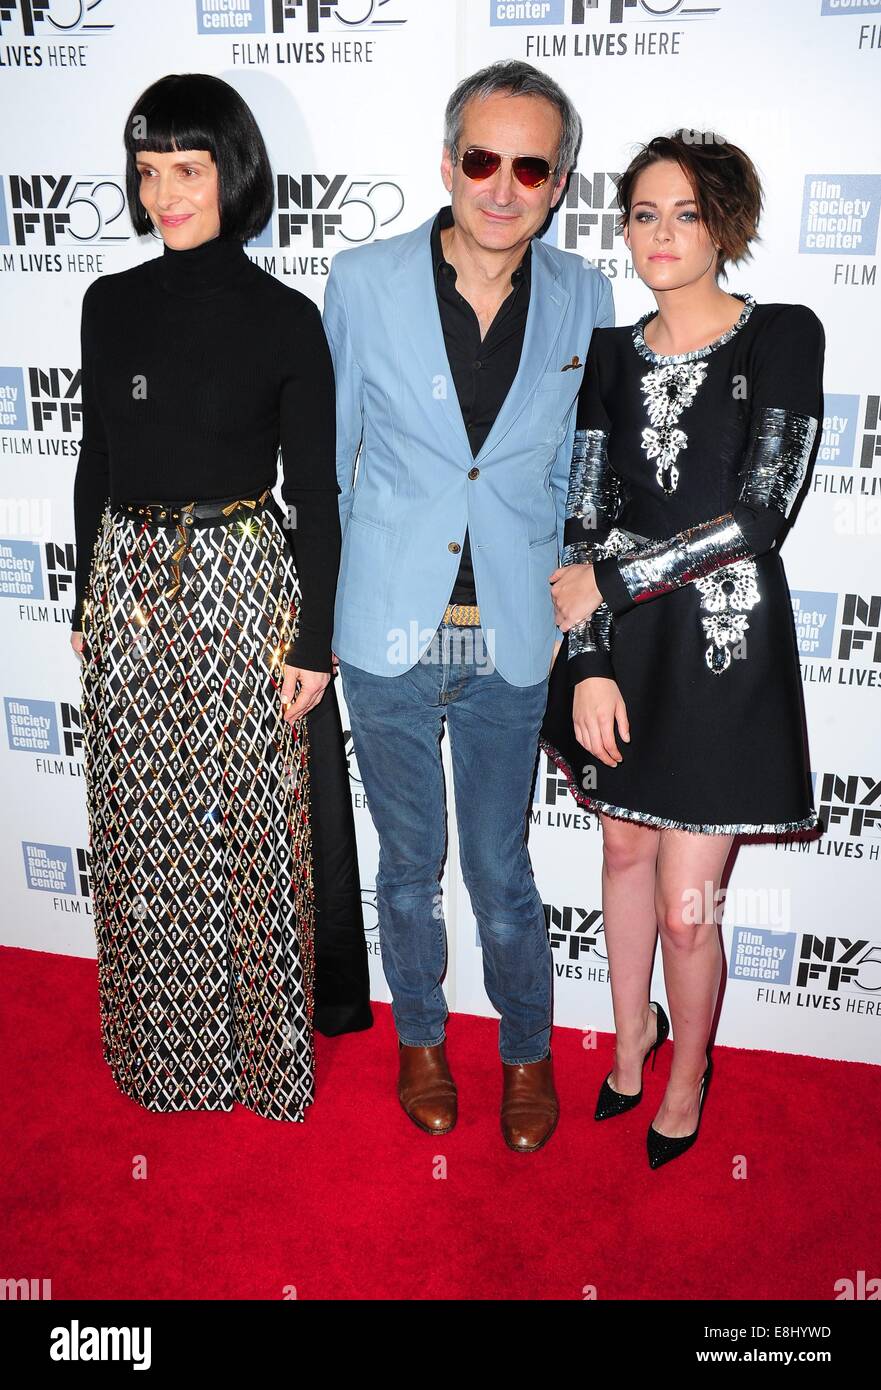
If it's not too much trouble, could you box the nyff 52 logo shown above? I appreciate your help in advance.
[253,174,404,249]
[0,0,114,38]
[2,175,127,246]
[814,772,881,838]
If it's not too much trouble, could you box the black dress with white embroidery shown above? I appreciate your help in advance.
[540,293,824,834]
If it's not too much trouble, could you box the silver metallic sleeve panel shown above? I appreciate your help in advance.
[565,529,635,657]
[565,427,623,532]
[562,428,625,663]
[617,513,753,605]
[565,551,613,659]
[737,406,818,518]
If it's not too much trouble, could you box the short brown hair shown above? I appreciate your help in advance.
[615,130,763,279]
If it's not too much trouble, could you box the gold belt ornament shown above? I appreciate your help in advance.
[163,488,271,602]
[220,495,261,516]
[443,603,480,626]
[166,502,195,602]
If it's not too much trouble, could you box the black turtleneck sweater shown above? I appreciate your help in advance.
[72,234,339,671]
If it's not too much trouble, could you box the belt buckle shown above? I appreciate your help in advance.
[445,603,480,627]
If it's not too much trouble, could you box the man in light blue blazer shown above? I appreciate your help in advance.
[323,60,613,1152]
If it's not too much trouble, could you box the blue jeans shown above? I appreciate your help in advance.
[339,621,552,1064]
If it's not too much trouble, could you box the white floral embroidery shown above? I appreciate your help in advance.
[639,362,707,494]
[695,558,761,674]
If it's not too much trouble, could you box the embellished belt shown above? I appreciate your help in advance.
[443,603,480,626]
[117,485,274,601]
[118,485,273,529]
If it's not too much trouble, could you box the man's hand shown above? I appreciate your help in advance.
[549,562,602,631]
[573,677,630,767]
[281,664,330,724]
[549,638,562,672]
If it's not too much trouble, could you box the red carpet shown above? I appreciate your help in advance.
[2,943,878,1301]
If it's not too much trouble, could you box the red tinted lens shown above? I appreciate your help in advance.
[460,147,502,180]
[512,157,551,188]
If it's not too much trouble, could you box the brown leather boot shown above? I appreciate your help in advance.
[500,1051,559,1152]
[397,1040,457,1134]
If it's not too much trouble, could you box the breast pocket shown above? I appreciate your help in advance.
[527,370,580,447]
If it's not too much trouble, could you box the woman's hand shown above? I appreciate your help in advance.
[573,677,630,767]
[281,663,330,724]
[71,631,84,658]
[550,562,603,631]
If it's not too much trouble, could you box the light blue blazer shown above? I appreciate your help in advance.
[322,212,614,686]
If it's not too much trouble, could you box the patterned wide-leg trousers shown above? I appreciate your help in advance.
[79,493,315,1121]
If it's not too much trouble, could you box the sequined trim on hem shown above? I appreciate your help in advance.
[632,292,757,365]
[539,739,819,837]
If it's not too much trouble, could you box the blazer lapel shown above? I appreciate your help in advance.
[476,238,570,463]
[387,217,472,458]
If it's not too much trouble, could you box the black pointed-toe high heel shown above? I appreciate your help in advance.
[594,1000,670,1121]
[646,1052,713,1169]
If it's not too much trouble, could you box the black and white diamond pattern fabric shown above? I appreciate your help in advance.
[79,500,316,1122]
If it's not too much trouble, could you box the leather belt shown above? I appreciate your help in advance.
[118,485,273,529]
[443,603,480,626]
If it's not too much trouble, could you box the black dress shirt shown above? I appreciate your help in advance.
[430,205,531,606]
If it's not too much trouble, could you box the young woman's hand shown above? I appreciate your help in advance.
[549,561,603,631]
[573,677,630,767]
[71,631,84,658]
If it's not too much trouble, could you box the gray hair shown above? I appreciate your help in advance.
[444,60,582,178]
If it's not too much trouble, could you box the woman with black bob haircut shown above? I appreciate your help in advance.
[71,72,371,1123]
[541,130,824,1167]
[122,71,274,242]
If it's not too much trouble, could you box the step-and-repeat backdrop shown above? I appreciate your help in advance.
[1,0,878,1064]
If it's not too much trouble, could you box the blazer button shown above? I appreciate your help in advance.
[468,467,479,480]
[448,541,461,553]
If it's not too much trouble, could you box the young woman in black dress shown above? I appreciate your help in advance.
[541,131,823,1167]
[70,74,370,1121]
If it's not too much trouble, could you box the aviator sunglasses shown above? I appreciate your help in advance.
[451,144,559,190]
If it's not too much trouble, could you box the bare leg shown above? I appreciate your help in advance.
[652,829,733,1137]
[599,812,662,1094]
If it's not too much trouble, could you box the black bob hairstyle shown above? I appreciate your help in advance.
[123,73,274,242]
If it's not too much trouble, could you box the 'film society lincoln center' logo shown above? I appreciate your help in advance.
[0,364,81,433]
[800,175,881,288]
[792,588,881,689]
[491,0,721,59]
[730,925,881,1001]
[490,0,720,26]
[196,0,408,35]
